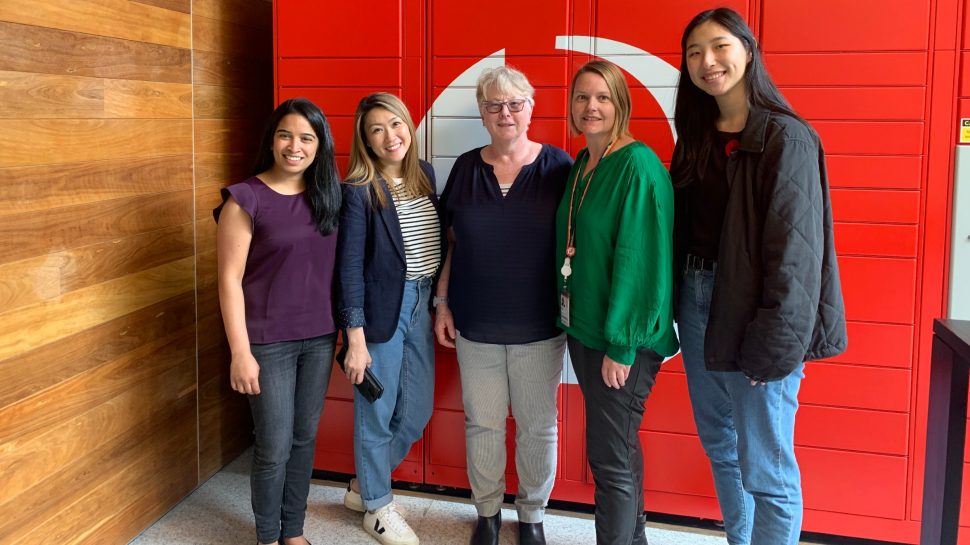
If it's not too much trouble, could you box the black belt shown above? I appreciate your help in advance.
[685,253,716,271]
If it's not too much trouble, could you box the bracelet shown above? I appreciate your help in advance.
[432,295,448,307]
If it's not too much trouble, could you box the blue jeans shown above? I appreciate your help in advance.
[248,333,336,544]
[355,277,436,511]
[678,268,804,545]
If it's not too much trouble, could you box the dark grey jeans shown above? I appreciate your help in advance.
[567,336,663,545]
[248,333,336,543]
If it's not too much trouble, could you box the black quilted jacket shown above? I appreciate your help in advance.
[673,107,848,381]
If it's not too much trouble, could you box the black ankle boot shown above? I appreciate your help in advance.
[470,513,501,545]
[518,521,546,545]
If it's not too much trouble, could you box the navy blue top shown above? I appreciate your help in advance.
[213,176,337,344]
[440,144,572,344]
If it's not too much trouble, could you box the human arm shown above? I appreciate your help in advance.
[336,184,372,384]
[738,131,824,382]
[433,230,457,348]
[603,153,676,367]
[216,196,260,394]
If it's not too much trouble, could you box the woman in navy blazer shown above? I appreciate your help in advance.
[336,92,441,545]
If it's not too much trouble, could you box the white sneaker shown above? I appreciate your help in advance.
[344,479,365,512]
[363,502,419,545]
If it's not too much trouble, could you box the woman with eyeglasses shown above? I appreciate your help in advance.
[434,66,571,545]
[555,60,678,545]
[337,92,441,545]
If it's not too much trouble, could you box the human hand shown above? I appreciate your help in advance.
[230,352,261,395]
[344,342,372,385]
[434,305,456,348]
[602,354,631,389]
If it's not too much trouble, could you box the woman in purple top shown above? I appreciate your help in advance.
[214,98,341,545]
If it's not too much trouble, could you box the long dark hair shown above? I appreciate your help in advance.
[670,7,808,188]
[252,97,341,234]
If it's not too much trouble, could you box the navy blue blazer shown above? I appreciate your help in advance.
[336,161,440,343]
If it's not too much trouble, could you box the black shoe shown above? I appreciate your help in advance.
[470,513,501,545]
[518,521,546,545]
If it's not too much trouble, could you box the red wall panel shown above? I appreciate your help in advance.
[783,87,926,121]
[766,53,928,86]
[822,322,914,368]
[277,0,402,57]
[279,59,403,87]
[813,121,924,156]
[839,256,918,324]
[801,362,910,412]
[835,223,918,258]
[800,447,907,520]
[762,0,930,52]
[826,155,922,190]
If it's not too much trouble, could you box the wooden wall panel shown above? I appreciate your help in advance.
[0,22,191,83]
[0,1,190,48]
[0,1,270,543]
[193,0,272,482]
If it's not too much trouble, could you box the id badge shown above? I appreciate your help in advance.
[559,286,570,327]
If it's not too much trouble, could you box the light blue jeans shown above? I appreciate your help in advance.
[678,268,804,545]
[354,277,436,511]
[248,333,336,544]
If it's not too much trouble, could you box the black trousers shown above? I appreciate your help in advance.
[567,336,663,545]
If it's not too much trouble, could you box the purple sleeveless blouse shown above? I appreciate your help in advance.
[213,176,337,344]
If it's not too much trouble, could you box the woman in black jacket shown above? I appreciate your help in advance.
[337,92,440,545]
[670,8,847,545]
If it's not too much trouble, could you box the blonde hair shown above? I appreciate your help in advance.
[567,60,633,142]
[346,92,432,208]
[475,65,535,105]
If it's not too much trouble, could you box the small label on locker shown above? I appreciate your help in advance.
[961,119,970,144]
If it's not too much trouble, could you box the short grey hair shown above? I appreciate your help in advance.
[475,65,536,105]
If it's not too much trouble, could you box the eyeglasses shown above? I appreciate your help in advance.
[481,99,528,113]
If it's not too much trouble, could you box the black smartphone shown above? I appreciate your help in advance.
[335,332,384,403]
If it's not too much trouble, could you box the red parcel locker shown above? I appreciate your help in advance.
[274,0,965,542]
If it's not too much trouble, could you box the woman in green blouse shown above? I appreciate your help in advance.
[555,59,678,545]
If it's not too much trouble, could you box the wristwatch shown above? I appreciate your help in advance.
[432,296,448,307]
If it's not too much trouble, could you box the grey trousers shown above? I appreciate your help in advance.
[455,332,566,522]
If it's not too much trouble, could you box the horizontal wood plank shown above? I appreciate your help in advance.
[195,152,251,188]
[0,22,190,83]
[0,119,192,168]
[0,0,190,49]
[192,13,270,58]
[104,79,192,118]
[194,83,273,119]
[193,49,272,88]
[131,0,191,13]
[193,118,262,155]
[0,223,194,312]
[192,0,272,30]
[0,70,103,118]
[0,292,195,411]
[0,257,194,361]
[0,190,193,264]
[0,155,193,217]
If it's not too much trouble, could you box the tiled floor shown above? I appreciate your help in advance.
[129,449,837,545]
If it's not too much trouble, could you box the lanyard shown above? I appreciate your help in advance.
[562,140,614,280]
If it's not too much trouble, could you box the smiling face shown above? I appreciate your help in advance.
[271,113,318,176]
[480,85,533,144]
[685,20,751,107]
[363,106,411,175]
[570,71,616,141]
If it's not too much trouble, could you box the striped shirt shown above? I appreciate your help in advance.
[390,178,441,279]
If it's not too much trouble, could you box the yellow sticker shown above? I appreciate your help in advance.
[961,119,970,144]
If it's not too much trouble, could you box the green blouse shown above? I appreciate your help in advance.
[555,141,679,365]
